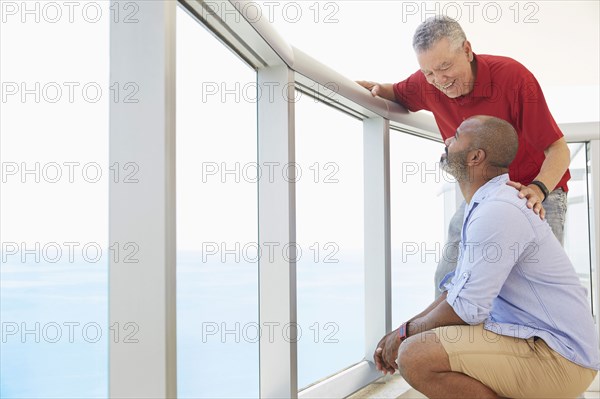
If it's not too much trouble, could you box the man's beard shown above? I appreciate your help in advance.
[441,149,471,182]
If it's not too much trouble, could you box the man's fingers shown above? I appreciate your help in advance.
[356,80,380,97]
[526,194,541,209]
[515,185,544,214]
[374,334,388,371]
[374,347,384,371]
[383,347,399,371]
[527,196,546,220]
[375,331,400,374]
[506,180,520,189]
[383,354,398,370]
[379,349,394,372]
[371,85,379,96]
[374,350,395,374]
[356,80,377,93]
[528,199,537,211]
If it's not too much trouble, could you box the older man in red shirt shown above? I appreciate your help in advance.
[358,16,570,297]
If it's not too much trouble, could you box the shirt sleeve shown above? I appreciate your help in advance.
[393,70,427,112]
[446,201,537,325]
[439,270,456,292]
[514,71,564,152]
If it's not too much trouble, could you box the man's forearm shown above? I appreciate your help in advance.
[406,291,448,323]
[406,296,467,337]
[375,83,396,102]
[534,137,570,192]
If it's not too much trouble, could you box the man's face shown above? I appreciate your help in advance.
[416,38,475,99]
[440,122,476,181]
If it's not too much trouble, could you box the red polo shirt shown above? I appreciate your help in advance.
[393,53,570,191]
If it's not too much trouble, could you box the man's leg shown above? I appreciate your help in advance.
[544,188,568,245]
[433,201,465,299]
[398,324,597,399]
[397,331,501,399]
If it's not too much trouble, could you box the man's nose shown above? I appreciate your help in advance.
[434,71,448,83]
[445,137,454,146]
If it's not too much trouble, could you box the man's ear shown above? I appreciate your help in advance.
[467,148,486,165]
[463,40,473,61]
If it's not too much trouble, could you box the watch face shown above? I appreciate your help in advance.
[399,323,407,339]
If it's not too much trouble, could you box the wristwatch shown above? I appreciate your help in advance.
[530,180,549,202]
[398,322,409,342]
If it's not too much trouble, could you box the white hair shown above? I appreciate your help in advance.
[412,16,467,53]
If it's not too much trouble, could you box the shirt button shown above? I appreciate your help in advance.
[463,273,469,278]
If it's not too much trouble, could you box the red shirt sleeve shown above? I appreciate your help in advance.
[393,71,427,112]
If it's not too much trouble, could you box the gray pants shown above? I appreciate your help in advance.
[434,188,568,298]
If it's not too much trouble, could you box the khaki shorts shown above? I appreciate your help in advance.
[433,324,597,398]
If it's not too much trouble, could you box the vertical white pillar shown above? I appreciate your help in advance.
[109,1,176,397]
[363,117,391,358]
[589,141,600,338]
[257,65,298,398]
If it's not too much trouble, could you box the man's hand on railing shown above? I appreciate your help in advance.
[355,81,396,102]
[373,328,402,375]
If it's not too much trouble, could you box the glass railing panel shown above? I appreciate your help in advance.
[176,6,259,398]
[390,132,448,327]
[295,93,365,389]
[0,3,109,397]
[565,143,593,306]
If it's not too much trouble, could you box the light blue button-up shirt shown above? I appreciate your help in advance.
[441,174,600,370]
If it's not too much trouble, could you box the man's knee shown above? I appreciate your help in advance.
[397,332,450,381]
[397,336,421,382]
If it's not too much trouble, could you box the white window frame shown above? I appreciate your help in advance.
[109,1,177,397]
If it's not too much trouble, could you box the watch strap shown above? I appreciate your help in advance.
[530,180,549,202]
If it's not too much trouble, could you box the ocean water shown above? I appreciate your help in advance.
[0,251,435,398]
[0,261,108,399]
[176,250,367,397]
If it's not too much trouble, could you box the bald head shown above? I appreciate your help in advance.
[459,116,518,169]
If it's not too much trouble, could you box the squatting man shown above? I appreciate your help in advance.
[374,116,598,399]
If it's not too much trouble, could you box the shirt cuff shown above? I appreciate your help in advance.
[439,270,456,292]
[445,270,487,324]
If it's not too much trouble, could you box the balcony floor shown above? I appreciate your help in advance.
[349,373,600,398]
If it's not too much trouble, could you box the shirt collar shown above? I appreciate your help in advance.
[462,174,510,241]
[469,53,492,98]
[470,173,510,205]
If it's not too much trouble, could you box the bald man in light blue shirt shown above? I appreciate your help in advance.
[440,171,598,370]
[374,116,598,398]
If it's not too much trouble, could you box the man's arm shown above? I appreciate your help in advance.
[509,137,570,219]
[374,291,467,374]
[407,290,449,322]
[507,72,571,219]
[376,201,534,374]
[406,294,466,337]
[355,81,396,102]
